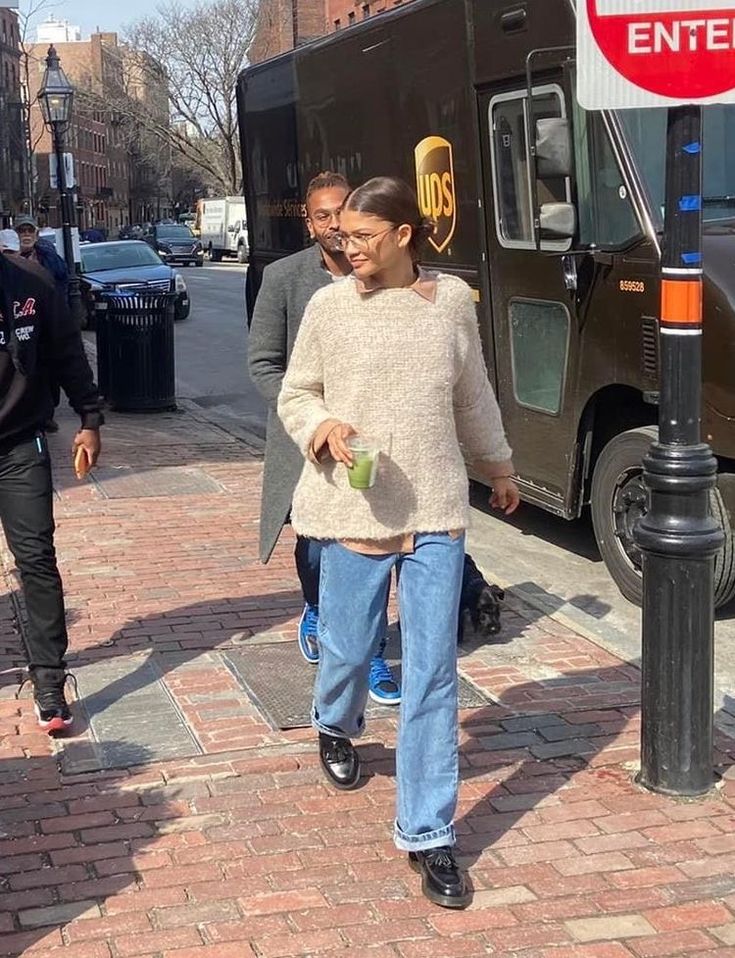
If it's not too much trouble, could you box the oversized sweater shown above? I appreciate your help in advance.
[277,272,512,541]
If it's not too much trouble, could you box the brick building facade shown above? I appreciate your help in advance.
[328,0,407,32]
[249,0,332,63]
[249,0,413,62]
[0,8,24,223]
[28,31,131,234]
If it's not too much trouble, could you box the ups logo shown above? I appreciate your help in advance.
[415,136,457,254]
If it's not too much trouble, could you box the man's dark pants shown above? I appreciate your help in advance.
[0,433,67,670]
[295,535,323,607]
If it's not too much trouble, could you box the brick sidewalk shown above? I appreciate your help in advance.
[1,406,735,958]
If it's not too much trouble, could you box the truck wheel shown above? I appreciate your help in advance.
[591,426,735,609]
[210,248,222,263]
[237,243,248,264]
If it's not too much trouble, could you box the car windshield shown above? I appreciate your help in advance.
[620,105,735,227]
[81,242,163,272]
[157,226,194,240]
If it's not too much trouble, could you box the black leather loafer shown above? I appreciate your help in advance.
[409,846,471,909]
[318,732,360,790]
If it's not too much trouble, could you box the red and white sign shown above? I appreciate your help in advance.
[578,0,735,110]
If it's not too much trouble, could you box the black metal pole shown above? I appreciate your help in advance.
[635,106,724,796]
[52,123,85,329]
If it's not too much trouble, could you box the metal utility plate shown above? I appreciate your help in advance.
[91,466,223,499]
[224,642,490,730]
[57,655,202,773]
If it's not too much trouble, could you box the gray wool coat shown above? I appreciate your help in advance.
[248,244,333,562]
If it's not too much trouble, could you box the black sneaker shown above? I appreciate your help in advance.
[31,667,74,734]
[409,846,471,909]
[318,732,360,790]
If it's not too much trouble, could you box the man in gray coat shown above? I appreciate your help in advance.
[248,172,401,705]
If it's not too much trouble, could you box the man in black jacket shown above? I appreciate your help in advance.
[0,250,103,733]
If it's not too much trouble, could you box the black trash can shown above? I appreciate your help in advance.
[94,300,111,401]
[104,292,177,412]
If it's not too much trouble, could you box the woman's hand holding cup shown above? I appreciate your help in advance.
[327,422,358,465]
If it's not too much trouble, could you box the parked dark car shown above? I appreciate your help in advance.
[118,224,144,240]
[80,241,190,325]
[145,223,203,266]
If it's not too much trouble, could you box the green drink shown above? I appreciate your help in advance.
[346,436,378,489]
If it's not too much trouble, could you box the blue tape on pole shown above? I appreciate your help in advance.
[679,195,702,212]
[683,142,702,154]
[681,252,702,265]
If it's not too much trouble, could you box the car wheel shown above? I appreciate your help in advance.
[591,426,735,609]
[237,244,248,264]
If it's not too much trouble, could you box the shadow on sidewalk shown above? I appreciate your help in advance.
[45,404,263,497]
[0,743,166,957]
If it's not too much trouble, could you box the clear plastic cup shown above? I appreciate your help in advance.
[346,435,379,489]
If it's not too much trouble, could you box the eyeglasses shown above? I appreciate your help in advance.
[335,226,396,251]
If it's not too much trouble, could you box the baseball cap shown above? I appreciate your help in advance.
[14,214,38,230]
[0,229,20,251]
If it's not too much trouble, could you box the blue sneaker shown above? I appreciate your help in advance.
[368,638,401,705]
[298,603,320,664]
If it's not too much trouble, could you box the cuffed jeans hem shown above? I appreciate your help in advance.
[393,821,456,852]
[311,705,366,740]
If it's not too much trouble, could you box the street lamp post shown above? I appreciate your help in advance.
[38,45,85,328]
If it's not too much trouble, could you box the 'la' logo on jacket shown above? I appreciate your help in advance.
[13,298,37,320]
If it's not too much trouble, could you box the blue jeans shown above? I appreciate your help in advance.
[313,533,465,851]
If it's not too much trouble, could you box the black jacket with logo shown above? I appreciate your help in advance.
[0,253,102,444]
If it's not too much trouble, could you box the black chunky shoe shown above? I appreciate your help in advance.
[318,732,360,790]
[30,667,75,734]
[409,846,471,909]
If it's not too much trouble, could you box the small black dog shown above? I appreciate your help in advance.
[458,554,505,644]
[393,553,504,644]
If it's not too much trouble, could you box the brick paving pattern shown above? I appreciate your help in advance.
[0,406,734,956]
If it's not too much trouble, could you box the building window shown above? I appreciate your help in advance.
[362,4,370,16]
[348,11,355,23]
[334,18,341,28]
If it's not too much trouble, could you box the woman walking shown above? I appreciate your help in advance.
[278,177,519,908]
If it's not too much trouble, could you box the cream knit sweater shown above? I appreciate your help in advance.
[277,273,512,542]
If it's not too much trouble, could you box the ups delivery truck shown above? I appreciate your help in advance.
[236,0,735,608]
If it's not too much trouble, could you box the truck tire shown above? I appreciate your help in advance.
[210,247,222,263]
[591,426,735,609]
[237,243,248,264]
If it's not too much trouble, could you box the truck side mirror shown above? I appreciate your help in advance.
[536,117,572,179]
[539,202,576,240]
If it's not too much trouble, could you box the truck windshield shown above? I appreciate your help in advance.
[620,105,735,227]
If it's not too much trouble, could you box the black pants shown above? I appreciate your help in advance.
[0,434,67,670]
[295,535,322,608]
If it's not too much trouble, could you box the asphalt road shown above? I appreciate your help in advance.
[175,262,735,721]
[176,262,266,438]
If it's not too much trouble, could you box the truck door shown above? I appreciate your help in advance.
[479,77,646,517]
[479,82,580,514]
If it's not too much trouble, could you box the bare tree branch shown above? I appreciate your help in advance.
[120,0,258,194]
